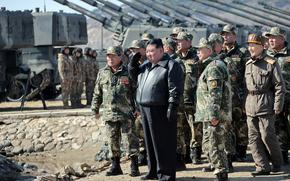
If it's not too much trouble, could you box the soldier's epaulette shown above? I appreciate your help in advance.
[239,47,247,54]
[245,59,253,65]
[264,57,276,65]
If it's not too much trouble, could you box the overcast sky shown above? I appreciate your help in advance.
[1,0,101,13]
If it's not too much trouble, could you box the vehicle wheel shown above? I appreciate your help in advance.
[6,80,26,102]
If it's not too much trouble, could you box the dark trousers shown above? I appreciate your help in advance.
[140,105,177,181]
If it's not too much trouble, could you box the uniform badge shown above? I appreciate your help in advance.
[120,76,129,85]
[210,80,218,89]
[287,58,290,62]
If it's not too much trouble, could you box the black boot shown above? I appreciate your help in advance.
[176,154,186,171]
[282,151,289,165]
[215,172,228,181]
[130,156,140,177]
[185,145,192,163]
[106,157,123,176]
[191,147,202,164]
[202,164,214,172]
[236,145,247,162]
[138,150,147,166]
[227,154,234,173]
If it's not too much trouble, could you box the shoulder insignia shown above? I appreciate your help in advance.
[246,59,252,65]
[210,80,218,89]
[186,59,195,65]
[288,58,290,62]
[265,57,276,65]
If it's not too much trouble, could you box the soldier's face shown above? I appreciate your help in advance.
[107,54,122,68]
[268,35,285,49]
[76,52,81,57]
[222,32,236,44]
[146,44,164,64]
[248,43,264,58]
[197,47,212,61]
[214,43,223,54]
[64,48,70,55]
[177,39,191,51]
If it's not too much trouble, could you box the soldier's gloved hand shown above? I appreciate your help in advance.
[129,52,141,66]
[167,103,177,122]
[210,118,219,127]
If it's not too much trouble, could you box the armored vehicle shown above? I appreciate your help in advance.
[0,8,88,102]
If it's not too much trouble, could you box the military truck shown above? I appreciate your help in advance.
[0,8,88,102]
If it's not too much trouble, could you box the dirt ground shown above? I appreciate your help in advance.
[2,100,290,180]
[12,147,290,181]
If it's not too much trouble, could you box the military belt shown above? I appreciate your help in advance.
[247,90,269,95]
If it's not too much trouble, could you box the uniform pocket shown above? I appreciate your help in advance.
[257,70,269,85]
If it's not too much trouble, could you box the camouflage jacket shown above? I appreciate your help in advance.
[244,52,285,117]
[222,42,249,84]
[176,47,199,105]
[58,53,73,80]
[213,52,244,107]
[195,57,232,123]
[71,56,84,82]
[267,45,290,94]
[91,64,135,122]
[84,55,99,81]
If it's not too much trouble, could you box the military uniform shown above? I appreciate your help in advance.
[195,39,231,179]
[209,33,236,171]
[245,34,284,174]
[58,52,73,108]
[221,25,250,160]
[71,48,84,108]
[176,32,202,164]
[92,46,140,177]
[265,27,290,163]
[83,54,99,105]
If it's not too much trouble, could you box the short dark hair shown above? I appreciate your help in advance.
[146,38,163,49]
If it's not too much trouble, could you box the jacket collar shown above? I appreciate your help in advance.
[146,53,171,68]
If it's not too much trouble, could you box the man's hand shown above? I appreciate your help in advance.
[130,52,141,65]
[133,111,140,118]
[210,118,219,126]
[167,104,177,122]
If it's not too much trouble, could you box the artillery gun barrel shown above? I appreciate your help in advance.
[118,0,171,26]
[53,0,107,24]
[95,0,121,12]
[118,0,147,14]
[135,0,169,16]
[148,0,199,26]
[192,0,276,28]
[233,0,290,21]
[203,0,290,28]
[157,1,217,25]
[53,0,122,32]
[258,2,290,17]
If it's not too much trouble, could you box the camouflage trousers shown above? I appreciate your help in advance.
[85,78,96,105]
[176,112,187,155]
[135,115,145,152]
[184,106,203,148]
[224,121,236,155]
[105,120,139,158]
[202,122,228,175]
[275,105,290,151]
[232,107,248,147]
[70,79,83,106]
[61,79,72,106]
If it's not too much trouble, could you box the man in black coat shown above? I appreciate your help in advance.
[128,39,184,181]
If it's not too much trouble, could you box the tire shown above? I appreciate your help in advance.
[6,80,26,102]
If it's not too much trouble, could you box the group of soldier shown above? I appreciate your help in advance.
[87,24,289,181]
[58,46,99,109]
